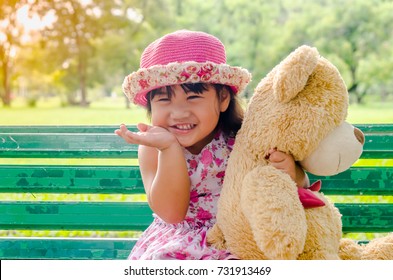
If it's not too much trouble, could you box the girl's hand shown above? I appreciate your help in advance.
[266,148,309,188]
[115,123,178,151]
[266,148,296,181]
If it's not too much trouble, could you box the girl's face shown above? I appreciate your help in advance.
[150,84,230,154]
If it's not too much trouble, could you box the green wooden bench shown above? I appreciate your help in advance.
[0,124,392,259]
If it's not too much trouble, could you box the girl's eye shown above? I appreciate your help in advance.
[153,95,170,102]
[187,95,201,100]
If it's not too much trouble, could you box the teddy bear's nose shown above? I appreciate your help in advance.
[354,127,365,145]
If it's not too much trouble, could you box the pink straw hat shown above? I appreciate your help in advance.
[122,30,251,106]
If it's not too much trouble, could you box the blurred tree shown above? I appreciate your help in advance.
[33,0,106,106]
[14,40,60,106]
[4,0,393,107]
[88,0,175,108]
[0,0,27,106]
[355,1,393,102]
[288,0,393,103]
[168,0,278,97]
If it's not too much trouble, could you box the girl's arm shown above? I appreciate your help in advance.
[138,144,190,223]
[116,124,190,223]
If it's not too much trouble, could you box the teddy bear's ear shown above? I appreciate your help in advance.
[273,45,320,103]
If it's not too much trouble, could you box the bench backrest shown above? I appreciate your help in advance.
[0,124,392,259]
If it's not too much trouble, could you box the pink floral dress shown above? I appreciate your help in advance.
[128,131,236,260]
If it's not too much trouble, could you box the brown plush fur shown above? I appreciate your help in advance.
[339,235,393,260]
[206,45,393,260]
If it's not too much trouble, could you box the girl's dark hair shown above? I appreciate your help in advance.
[146,83,244,137]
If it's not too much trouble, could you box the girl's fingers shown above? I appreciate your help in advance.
[115,124,128,135]
[268,148,277,154]
[265,148,278,160]
[268,149,286,163]
[115,124,139,144]
[269,152,282,162]
[115,123,175,149]
[137,123,150,132]
[118,126,160,147]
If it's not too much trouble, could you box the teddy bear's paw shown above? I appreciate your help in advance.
[338,238,363,260]
[206,224,227,251]
[361,233,393,260]
[262,236,306,260]
[241,165,308,259]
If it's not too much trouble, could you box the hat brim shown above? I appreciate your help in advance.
[122,61,251,107]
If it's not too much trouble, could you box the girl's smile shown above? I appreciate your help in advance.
[171,123,196,132]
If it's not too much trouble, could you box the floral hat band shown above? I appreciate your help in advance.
[122,61,251,106]
[122,30,252,107]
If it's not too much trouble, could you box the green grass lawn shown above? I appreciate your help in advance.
[346,102,393,124]
[1,98,393,125]
[0,98,149,125]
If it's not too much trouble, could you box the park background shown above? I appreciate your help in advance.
[1,0,392,239]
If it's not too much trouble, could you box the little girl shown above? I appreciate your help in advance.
[116,30,309,260]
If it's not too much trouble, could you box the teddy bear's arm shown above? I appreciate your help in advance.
[241,165,308,259]
[206,224,228,251]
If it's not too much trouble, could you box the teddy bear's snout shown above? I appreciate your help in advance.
[354,127,365,145]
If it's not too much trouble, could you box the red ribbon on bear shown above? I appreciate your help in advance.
[297,180,325,208]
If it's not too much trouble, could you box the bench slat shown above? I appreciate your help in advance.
[1,165,392,195]
[0,202,153,231]
[0,201,391,233]
[1,125,392,159]
[309,167,393,195]
[2,124,392,133]
[355,124,393,133]
[361,134,393,158]
[0,133,138,158]
[0,237,135,260]
[0,125,138,134]
[337,203,393,233]
[0,165,144,194]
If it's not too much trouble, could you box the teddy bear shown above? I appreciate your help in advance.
[206,44,375,259]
